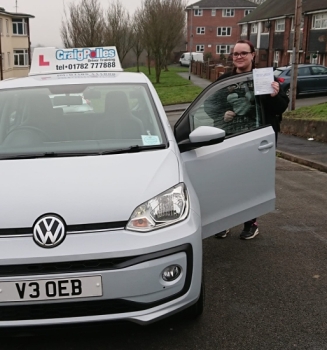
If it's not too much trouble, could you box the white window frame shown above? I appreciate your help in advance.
[222,9,235,17]
[275,19,285,32]
[14,49,29,66]
[261,21,270,33]
[244,10,252,16]
[216,45,231,54]
[312,13,327,29]
[196,45,205,52]
[274,51,280,66]
[194,9,203,16]
[251,23,258,33]
[12,18,28,35]
[217,27,232,36]
[196,27,205,35]
[241,24,248,35]
[310,53,319,64]
[211,9,216,16]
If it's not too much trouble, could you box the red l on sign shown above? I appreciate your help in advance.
[39,55,50,66]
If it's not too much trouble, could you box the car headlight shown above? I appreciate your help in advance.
[126,183,189,232]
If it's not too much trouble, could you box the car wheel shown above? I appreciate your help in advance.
[185,279,205,319]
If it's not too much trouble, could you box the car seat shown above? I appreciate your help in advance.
[21,93,67,141]
[93,91,145,140]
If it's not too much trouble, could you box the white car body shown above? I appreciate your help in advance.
[0,47,275,327]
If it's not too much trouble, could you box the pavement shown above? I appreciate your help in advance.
[163,72,327,173]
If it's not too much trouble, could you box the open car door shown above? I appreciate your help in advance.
[174,73,276,239]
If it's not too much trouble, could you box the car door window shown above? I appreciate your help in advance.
[298,67,311,76]
[311,66,327,75]
[188,77,263,138]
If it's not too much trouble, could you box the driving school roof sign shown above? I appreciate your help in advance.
[29,46,123,76]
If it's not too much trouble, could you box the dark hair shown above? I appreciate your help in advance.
[233,39,256,72]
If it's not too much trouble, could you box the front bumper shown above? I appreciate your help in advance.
[0,213,202,326]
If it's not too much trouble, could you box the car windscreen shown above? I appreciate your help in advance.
[0,83,167,159]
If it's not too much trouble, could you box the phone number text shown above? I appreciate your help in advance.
[56,62,116,71]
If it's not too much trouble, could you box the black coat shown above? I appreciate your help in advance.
[216,71,289,134]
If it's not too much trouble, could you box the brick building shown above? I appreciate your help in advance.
[186,0,258,60]
[239,0,327,68]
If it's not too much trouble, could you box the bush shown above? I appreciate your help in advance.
[204,52,213,61]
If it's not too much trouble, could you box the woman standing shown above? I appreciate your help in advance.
[214,39,289,240]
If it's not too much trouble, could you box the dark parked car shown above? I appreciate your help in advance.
[274,64,327,97]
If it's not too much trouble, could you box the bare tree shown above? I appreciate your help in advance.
[161,1,186,71]
[105,0,134,64]
[132,10,145,72]
[139,0,186,83]
[61,0,105,48]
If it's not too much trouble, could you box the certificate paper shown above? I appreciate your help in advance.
[253,67,274,95]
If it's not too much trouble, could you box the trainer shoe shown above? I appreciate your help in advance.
[214,229,230,239]
[240,223,259,240]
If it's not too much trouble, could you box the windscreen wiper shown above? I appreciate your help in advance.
[0,151,100,160]
[0,146,167,159]
[99,144,167,155]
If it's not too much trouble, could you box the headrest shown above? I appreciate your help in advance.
[105,91,131,117]
[27,93,54,111]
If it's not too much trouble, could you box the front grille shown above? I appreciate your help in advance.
[0,257,138,277]
[0,221,128,237]
[0,244,193,322]
[0,299,147,321]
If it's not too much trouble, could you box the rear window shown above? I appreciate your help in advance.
[0,84,166,158]
[273,69,286,77]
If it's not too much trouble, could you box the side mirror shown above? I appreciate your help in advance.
[189,126,225,143]
[179,126,225,152]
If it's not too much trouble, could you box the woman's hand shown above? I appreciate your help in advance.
[271,81,280,97]
[224,111,236,122]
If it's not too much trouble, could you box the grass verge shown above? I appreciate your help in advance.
[283,102,327,121]
[125,66,203,105]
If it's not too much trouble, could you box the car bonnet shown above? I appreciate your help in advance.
[0,149,180,228]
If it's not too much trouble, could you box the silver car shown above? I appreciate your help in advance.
[0,46,275,327]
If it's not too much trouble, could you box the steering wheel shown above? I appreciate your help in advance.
[3,126,50,146]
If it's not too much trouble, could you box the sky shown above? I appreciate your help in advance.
[0,0,194,47]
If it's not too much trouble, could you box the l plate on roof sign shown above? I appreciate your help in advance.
[29,46,123,76]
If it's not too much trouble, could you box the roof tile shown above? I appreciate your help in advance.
[239,0,327,22]
[187,0,258,9]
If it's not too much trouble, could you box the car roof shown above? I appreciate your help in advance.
[0,71,149,90]
[276,63,325,71]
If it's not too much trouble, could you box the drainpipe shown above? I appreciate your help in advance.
[27,17,31,68]
[0,31,3,80]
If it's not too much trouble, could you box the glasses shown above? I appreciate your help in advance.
[232,51,252,58]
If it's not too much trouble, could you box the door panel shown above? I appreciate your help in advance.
[297,67,315,93]
[310,66,327,92]
[174,73,276,239]
[182,127,275,239]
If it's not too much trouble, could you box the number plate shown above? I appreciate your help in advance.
[0,276,102,302]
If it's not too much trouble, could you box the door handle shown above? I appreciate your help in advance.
[258,142,274,151]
